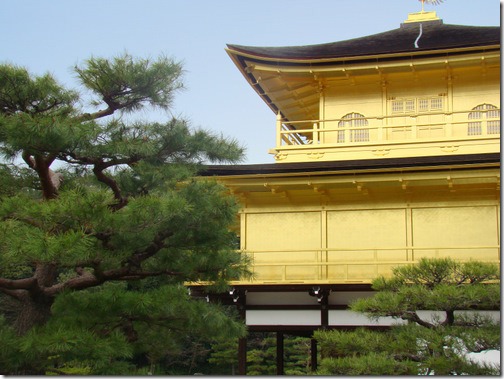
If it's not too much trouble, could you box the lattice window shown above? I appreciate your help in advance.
[468,104,500,136]
[407,99,416,112]
[390,97,444,114]
[430,97,443,111]
[391,99,413,113]
[337,113,369,143]
[418,98,429,112]
[391,100,402,113]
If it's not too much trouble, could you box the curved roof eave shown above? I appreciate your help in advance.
[227,22,500,64]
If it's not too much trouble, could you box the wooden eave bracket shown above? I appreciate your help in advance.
[398,178,408,190]
[307,181,328,196]
[352,181,369,195]
[264,183,284,195]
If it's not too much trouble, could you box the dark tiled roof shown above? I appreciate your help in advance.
[200,153,500,176]
[227,21,500,61]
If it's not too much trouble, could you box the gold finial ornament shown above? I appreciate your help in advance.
[404,0,443,23]
[419,0,444,12]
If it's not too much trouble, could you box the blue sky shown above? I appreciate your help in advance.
[0,0,500,163]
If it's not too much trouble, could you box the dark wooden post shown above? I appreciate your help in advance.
[320,289,329,328]
[238,337,247,375]
[310,337,318,372]
[276,332,284,375]
[236,288,247,375]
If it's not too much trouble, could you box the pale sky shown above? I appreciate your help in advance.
[0,0,500,164]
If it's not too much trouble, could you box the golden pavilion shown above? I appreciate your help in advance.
[192,8,500,374]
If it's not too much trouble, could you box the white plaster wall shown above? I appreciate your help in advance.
[329,310,405,326]
[244,307,499,328]
[246,310,320,326]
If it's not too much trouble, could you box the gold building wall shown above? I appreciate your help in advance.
[270,55,500,163]
[235,169,500,285]
[322,65,500,142]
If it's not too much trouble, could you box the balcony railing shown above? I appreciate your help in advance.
[237,245,500,284]
[276,109,501,148]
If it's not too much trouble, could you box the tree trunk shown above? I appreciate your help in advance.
[13,293,54,335]
[9,299,52,375]
[11,263,59,334]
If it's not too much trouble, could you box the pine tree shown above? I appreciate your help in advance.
[315,258,500,375]
[0,54,250,374]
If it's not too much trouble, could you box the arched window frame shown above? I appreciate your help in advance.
[468,104,500,136]
[337,112,369,143]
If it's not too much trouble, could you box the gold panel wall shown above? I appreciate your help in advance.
[245,211,321,281]
[242,203,499,284]
[412,206,499,260]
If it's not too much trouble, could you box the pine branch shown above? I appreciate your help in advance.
[92,164,128,210]
[109,270,184,281]
[62,152,142,210]
[401,311,436,329]
[1,214,43,228]
[79,106,115,121]
[0,225,177,298]
[0,277,37,291]
[21,152,60,200]
[126,228,174,267]
[44,227,179,294]
[44,267,184,296]
[393,353,423,362]
[0,287,27,300]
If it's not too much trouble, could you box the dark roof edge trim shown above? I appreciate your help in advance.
[199,153,500,176]
[232,45,500,68]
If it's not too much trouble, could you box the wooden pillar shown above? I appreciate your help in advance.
[310,338,318,372]
[276,332,284,375]
[276,111,283,147]
[320,290,329,328]
[236,289,247,375]
[238,337,247,375]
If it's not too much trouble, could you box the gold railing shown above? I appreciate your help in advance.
[276,109,501,147]
[239,246,501,284]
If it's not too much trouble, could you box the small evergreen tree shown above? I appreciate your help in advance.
[245,333,277,376]
[207,338,240,375]
[0,54,250,374]
[283,336,313,375]
[208,332,314,375]
[315,258,500,375]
